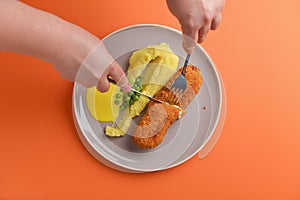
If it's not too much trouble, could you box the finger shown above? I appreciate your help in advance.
[96,61,130,93]
[211,14,222,30]
[75,42,113,88]
[96,69,110,93]
[97,78,110,93]
[197,25,211,43]
[108,61,131,92]
[182,31,198,54]
[181,26,198,54]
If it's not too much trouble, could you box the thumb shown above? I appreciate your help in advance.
[108,61,131,92]
[97,61,131,93]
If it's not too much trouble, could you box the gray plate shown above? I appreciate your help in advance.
[72,24,224,172]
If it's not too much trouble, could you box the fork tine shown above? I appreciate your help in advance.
[174,89,184,103]
[179,90,184,101]
[169,53,191,100]
[170,87,184,104]
[170,87,177,103]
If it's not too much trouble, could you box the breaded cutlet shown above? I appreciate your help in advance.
[132,65,203,148]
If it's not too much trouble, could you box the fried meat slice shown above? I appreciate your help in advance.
[132,65,203,148]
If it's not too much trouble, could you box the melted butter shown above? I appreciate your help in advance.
[86,84,120,122]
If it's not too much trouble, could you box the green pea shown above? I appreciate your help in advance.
[125,96,131,102]
[129,99,135,105]
[114,99,120,105]
[136,86,142,91]
[136,81,142,88]
[123,93,129,99]
[120,105,125,110]
[132,95,139,101]
[123,101,128,106]
[115,93,121,99]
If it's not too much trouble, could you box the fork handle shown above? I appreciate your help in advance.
[182,53,191,76]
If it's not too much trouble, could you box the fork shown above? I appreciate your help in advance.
[170,53,191,103]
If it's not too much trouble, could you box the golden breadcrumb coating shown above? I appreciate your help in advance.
[132,65,203,148]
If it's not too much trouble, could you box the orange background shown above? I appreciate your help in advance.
[1,0,300,199]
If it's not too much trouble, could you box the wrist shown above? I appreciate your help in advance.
[52,18,101,82]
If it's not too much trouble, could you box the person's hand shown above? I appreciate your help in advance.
[0,0,130,93]
[167,0,225,53]
[73,42,131,93]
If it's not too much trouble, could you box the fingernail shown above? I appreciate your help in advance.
[123,83,131,92]
[185,46,195,54]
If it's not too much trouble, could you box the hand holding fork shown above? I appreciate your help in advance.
[170,53,191,103]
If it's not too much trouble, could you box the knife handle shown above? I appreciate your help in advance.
[107,77,117,85]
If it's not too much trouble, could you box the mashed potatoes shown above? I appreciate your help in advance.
[105,43,178,137]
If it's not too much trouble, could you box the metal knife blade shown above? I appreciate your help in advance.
[130,88,170,105]
[107,77,170,105]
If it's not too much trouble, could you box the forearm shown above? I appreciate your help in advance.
[0,0,100,80]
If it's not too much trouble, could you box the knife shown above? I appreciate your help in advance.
[107,77,171,105]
